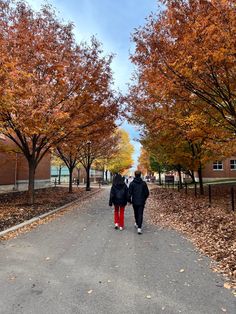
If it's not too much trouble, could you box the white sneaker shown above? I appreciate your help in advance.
[137,228,142,234]
[119,227,123,231]
[134,223,138,229]
[114,223,119,229]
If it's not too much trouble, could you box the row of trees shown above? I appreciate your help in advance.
[0,1,133,203]
[52,128,134,193]
[128,0,236,193]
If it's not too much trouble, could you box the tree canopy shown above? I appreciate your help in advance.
[0,0,119,202]
[127,0,236,192]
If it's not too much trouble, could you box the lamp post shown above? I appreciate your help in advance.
[86,140,91,191]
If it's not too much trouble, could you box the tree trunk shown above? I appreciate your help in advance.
[177,166,182,189]
[158,167,162,185]
[198,164,204,195]
[58,165,62,185]
[105,169,108,181]
[28,160,36,205]
[189,169,196,183]
[86,165,91,191]
[69,167,73,193]
[102,166,105,181]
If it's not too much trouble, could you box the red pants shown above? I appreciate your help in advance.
[114,206,125,228]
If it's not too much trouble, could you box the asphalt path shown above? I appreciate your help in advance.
[0,188,235,314]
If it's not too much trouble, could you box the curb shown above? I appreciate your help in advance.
[0,188,102,238]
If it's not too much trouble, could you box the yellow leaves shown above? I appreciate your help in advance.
[138,148,151,174]
[107,129,134,174]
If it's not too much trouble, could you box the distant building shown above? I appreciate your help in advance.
[51,165,103,184]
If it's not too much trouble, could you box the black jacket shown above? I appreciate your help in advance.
[109,183,129,206]
[128,177,149,206]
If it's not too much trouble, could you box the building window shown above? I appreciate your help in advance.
[213,161,223,171]
[230,160,236,170]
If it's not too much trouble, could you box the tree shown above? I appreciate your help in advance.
[131,0,236,135]
[137,147,151,176]
[77,132,120,190]
[149,155,165,185]
[55,121,119,192]
[107,129,134,175]
[128,8,236,193]
[127,75,228,193]
[50,154,65,185]
[0,1,118,203]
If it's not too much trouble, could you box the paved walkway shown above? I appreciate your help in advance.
[0,189,235,314]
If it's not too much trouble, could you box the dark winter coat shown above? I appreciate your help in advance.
[109,183,129,207]
[128,177,149,206]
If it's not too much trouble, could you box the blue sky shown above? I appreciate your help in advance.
[27,0,159,170]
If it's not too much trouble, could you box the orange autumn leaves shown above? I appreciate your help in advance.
[0,1,119,203]
[128,0,236,181]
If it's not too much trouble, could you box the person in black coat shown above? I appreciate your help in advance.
[109,173,128,230]
[128,170,149,234]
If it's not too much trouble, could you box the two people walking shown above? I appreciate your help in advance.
[109,170,149,234]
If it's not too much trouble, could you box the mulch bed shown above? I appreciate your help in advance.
[0,186,98,232]
[146,187,236,294]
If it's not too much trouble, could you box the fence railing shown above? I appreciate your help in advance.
[161,181,235,211]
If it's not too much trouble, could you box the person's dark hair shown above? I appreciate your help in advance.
[134,170,141,178]
[113,173,125,185]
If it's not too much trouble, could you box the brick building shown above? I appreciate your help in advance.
[0,136,51,191]
[160,157,236,183]
[199,157,236,182]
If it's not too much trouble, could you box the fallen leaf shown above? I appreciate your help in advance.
[179,269,185,273]
[146,295,151,299]
[221,308,227,312]
[224,283,231,290]
[87,290,93,294]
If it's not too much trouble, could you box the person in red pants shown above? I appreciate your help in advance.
[109,174,128,230]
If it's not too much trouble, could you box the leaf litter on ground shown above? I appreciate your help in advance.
[145,187,236,294]
[0,187,100,240]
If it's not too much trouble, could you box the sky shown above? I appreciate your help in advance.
[27,0,159,171]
